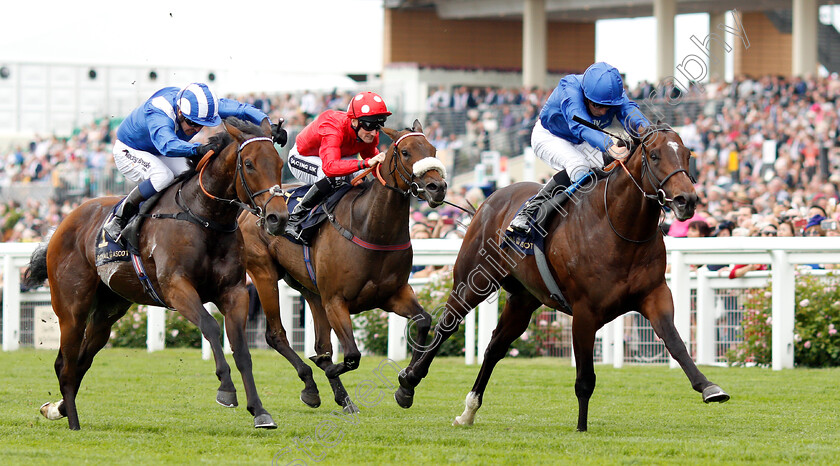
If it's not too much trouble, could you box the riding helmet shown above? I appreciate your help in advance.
[347,91,392,126]
[581,62,626,107]
[177,83,222,127]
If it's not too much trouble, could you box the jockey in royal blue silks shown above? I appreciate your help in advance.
[103,82,286,241]
[508,62,652,235]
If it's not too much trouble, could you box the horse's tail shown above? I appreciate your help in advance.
[22,229,53,288]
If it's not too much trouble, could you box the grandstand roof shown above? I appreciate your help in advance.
[387,0,833,21]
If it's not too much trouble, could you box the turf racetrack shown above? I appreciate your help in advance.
[1,349,838,464]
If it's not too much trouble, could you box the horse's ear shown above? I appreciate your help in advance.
[381,127,398,141]
[259,118,271,137]
[225,120,244,142]
[412,119,423,133]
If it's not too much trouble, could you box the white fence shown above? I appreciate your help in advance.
[4,237,840,370]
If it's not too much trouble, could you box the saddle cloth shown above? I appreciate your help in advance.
[284,183,353,245]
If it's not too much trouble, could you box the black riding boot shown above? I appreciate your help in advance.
[103,186,145,241]
[284,178,334,239]
[508,171,571,235]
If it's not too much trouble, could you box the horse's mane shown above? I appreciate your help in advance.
[181,117,266,179]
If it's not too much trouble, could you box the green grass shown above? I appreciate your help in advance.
[1,349,839,465]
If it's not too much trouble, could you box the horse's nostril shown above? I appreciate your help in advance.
[266,214,280,225]
[426,183,439,193]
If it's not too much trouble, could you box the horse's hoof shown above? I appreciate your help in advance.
[40,401,66,420]
[452,415,473,427]
[702,384,730,403]
[398,368,419,389]
[216,390,238,408]
[343,400,360,414]
[254,413,278,429]
[394,386,414,409]
[300,391,321,408]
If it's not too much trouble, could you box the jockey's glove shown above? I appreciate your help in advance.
[196,141,219,158]
[271,118,288,147]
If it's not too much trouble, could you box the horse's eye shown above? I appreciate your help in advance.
[244,160,255,170]
[401,149,409,157]
[649,149,659,161]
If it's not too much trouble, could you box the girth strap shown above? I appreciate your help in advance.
[533,246,572,314]
[130,253,170,309]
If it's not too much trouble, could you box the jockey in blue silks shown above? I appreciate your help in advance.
[104,82,284,241]
[508,62,651,235]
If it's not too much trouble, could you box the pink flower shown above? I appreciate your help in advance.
[170,329,179,337]
[539,320,548,327]
[804,341,811,349]
[373,334,379,339]
[520,332,529,342]
[509,348,520,357]
[829,328,838,336]
[799,299,811,307]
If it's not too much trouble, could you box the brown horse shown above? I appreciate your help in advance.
[240,121,446,411]
[23,118,287,430]
[394,124,729,431]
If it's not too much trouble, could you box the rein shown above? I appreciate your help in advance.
[604,125,692,243]
[198,135,284,226]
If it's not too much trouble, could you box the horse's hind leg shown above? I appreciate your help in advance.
[453,291,541,427]
[304,291,357,414]
[218,286,277,429]
[45,273,99,429]
[641,284,730,403]
[395,257,500,408]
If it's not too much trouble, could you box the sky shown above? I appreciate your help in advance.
[1,0,385,92]
[4,2,839,92]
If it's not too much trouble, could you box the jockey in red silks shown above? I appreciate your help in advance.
[285,91,391,240]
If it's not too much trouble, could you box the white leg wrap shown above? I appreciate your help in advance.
[453,391,480,426]
[40,400,65,420]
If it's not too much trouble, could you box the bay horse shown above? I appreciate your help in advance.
[394,124,730,431]
[239,120,446,411]
[23,118,287,430]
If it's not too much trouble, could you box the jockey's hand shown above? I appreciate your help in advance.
[608,143,630,160]
[196,141,219,158]
[271,118,288,147]
[366,152,386,168]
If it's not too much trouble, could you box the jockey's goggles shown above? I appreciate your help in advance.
[358,118,385,131]
[183,117,204,129]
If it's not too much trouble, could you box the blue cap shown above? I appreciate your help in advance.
[176,83,221,127]
[581,62,626,106]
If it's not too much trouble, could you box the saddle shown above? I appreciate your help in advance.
[98,190,166,260]
[284,183,353,245]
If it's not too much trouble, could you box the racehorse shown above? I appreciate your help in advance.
[23,117,287,430]
[393,124,730,431]
[239,120,447,411]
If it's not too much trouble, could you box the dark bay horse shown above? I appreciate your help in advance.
[240,121,446,411]
[394,124,730,431]
[23,118,287,430]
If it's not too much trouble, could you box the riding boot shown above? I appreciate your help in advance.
[508,171,570,235]
[284,178,334,239]
[103,186,145,241]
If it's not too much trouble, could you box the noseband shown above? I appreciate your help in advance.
[199,136,284,225]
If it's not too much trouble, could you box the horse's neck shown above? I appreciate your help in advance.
[180,164,240,223]
[600,164,662,231]
[349,180,411,242]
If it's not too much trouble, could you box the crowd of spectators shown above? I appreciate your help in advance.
[4,73,840,271]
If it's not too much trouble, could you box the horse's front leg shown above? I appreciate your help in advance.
[251,264,320,408]
[383,284,431,369]
[640,283,730,403]
[162,278,237,408]
[218,286,277,429]
[302,291,357,413]
[571,309,598,432]
[321,297,362,379]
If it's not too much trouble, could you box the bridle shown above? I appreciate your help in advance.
[605,125,694,243]
[366,131,447,203]
[198,135,284,226]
